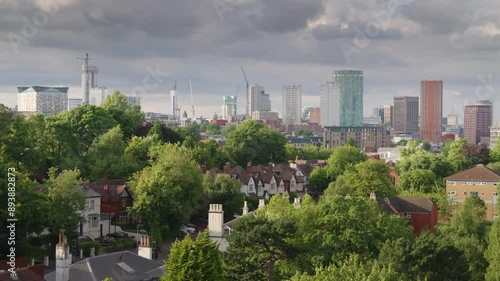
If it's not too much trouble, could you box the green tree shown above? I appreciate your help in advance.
[397,169,437,193]
[447,139,474,172]
[440,139,454,157]
[490,139,500,163]
[224,213,298,281]
[101,90,145,139]
[45,168,85,237]
[130,144,203,244]
[163,231,224,281]
[201,173,244,222]
[223,120,287,167]
[307,167,331,193]
[206,123,222,135]
[332,159,396,197]
[485,213,500,280]
[325,145,367,180]
[397,150,455,179]
[189,139,227,169]
[378,232,470,281]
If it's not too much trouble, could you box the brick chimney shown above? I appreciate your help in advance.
[246,162,252,174]
[55,234,70,281]
[258,199,265,210]
[103,185,109,203]
[138,236,153,260]
[223,162,231,174]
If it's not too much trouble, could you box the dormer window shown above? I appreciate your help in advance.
[252,172,259,178]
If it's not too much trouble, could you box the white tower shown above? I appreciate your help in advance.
[78,53,98,105]
[55,234,70,281]
[170,81,178,119]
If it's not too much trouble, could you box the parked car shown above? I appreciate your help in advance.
[100,235,115,246]
[108,231,129,239]
[78,235,95,242]
[180,225,195,234]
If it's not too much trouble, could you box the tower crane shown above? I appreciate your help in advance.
[240,66,250,115]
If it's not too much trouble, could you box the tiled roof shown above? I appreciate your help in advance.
[84,180,129,203]
[444,165,500,181]
[382,196,435,214]
[76,186,101,198]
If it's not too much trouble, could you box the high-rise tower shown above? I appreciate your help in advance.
[393,97,419,134]
[333,70,363,126]
[464,100,493,144]
[282,85,302,125]
[420,80,443,143]
[320,82,340,127]
[171,81,178,119]
[78,53,98,105]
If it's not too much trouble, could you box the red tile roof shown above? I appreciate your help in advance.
[444,165,500,181]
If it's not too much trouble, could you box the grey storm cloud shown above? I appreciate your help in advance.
[1,0,500,120]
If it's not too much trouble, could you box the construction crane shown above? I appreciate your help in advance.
[240,66,249,115]
[190,79,195,118]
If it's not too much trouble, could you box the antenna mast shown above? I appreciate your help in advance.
[190,79,195,117]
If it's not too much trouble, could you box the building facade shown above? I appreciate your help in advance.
[68,98,82,111]
[393,96,419,134]
[464,100,493,144]
[320,82,340,127]
[251,111,279,121]
[420,80,443,143]
[445,165,499,222]
[333,70,364,127]
[309,107,320,124]
[282,85,302,125]
[383,104,393,127]
[222,96,237,121]
[17,86,68,115]
[247,84,270,114]
[491,121,500,148]
[89,87,108,106]
[323,125,391,150]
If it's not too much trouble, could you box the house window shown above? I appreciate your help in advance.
[466,182,473,185]
[249,184,254,192]
[121,198,127,208]
[119,213,128,223]
[494,183,498,187]
[494,192,498,197]
[482,192,485,196]
[464,192,468,195]
[471,191,478,196]
[90,200,95,210]
[449,191,456,195]
[448,181,456,186]
[89,215,98,228]
[270,183,276,190]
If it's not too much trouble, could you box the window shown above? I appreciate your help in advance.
[119,213,128,223]
[90,199,95,210]
[494,183,498,187]
[464,192,468,195]
[89,215,98,228]
[494,192,498,197]
[482,192,485,196]
[448,181,456,186]
[121,198,127,208]
[471,191,478,196]
[449,191,456,195]
[466,182,473,185]
[249,184,254,191]
[270,183,276,190]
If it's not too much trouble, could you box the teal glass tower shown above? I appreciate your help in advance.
[333,70,363,126]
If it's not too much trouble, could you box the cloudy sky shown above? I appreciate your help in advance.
[1,0,500,122]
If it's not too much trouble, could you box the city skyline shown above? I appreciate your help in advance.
[1,1,500,120]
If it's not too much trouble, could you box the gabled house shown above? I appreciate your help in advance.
[75,186,111,239]
[445,164,499,222]
[374,194,438,234]
[84,179,134,224]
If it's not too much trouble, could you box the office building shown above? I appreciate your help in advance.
[333,70,363,126]
[490,121,500,148]
[320,82,340,127]
[68,98,82,110]
[251,111,279,121]
[126,96,141,107]
[247,85,270,114]
[464,100,493,144]
[393,96,419,134]
[282,85,302,125]
[383,104,393,127]
[420,80,443,143]
[373,107,384,123]
[222,96,237,121]
[323,125,390,150]
[309,107,321,124]
[447,114,459,126]
[89,87,108,106]
[17,86,68,115]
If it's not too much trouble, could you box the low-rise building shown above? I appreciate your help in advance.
[323,125,391,150]
[445,165,499,222]
[85,179,134,224]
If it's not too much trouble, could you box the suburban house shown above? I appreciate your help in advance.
[0,256,46,281]
[45,235,164,281]
[76,186,111,239]
[445,164,499,222]
[373,193,438,234]
[85,179,134,224]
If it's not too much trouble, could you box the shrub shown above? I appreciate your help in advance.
[78,241,100,257]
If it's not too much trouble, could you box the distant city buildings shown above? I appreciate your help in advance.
[282,85,302,125]
[383,104,393,127]
[89,87,108,106]
[17,86,68,115]
[393,96,419,135]
[363,117,382,125]
[126,95,141,107]
[373,107,384,123]
[334,70,364,126]
[171,81,178,119]
[222,96,237,121]
[309,107,321,124]
[320,82,340,127]
[420,80,443,143]
[68,98,82,110]
[247,85,270,114]
[323,125,390,150]
[447,114,459,126]
[251,111,279,121]
[490,121,500,148]
[464,100,493,144]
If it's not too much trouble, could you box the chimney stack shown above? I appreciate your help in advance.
[369,192,376,201]
[293,197,301,208]
[258,199,265,210]
[223,162,231,174]
[138,236,153,260]
[55,234,70,281]
[208,204,224,238]
[242,201,248,215]
[246,162,252,174]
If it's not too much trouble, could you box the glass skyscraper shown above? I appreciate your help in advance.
[333,70,363,127]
